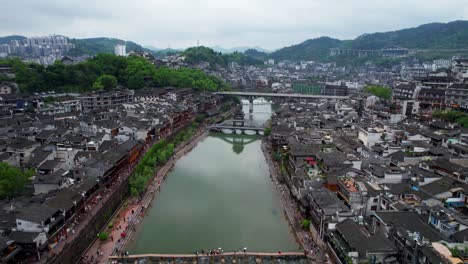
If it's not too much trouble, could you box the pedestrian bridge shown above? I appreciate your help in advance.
[208,124,264,134]
[207,117,264,135]
[108,252,309,263]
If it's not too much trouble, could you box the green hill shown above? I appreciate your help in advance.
[347,20,468,50]
[244,49,269,60]
[0,35,26,45]
[68,37,153,56]
[271,20,468,61]
[270,37,341,61]
[183,46,263,66]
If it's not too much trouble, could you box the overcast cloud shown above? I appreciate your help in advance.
[1,0,467,50]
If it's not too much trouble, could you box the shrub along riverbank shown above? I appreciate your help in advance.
[129,123,199,196]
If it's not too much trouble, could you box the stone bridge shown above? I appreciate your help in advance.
[108,252,309,263]
[208,124,264,134]
[207,109,264,134]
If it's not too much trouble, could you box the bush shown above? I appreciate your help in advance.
[195,115,205,123]
[98,232,109,241]
[108,223,114,229]
[301,219,311,230]
[129,124,199,196]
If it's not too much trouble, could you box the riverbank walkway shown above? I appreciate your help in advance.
[108,252,308,263]
[81,129,209,264]
[261,140,329,263]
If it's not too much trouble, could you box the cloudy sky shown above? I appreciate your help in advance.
[1,0,467,50]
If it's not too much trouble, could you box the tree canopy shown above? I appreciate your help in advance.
[433,109,468,127]
[0,162,34,199]
[183,46,263,67]
[0,54,229,93]
[93,74,117,90]
[365,85,392,100]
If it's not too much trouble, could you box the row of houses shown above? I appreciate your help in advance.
[269,97,468,264]
[0,88,222,263]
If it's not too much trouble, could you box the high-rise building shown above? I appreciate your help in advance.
[114,44,126,56]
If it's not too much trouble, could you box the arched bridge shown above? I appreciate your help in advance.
[215,91,349,113]
[108,252,309,263]
[208,120,264,135]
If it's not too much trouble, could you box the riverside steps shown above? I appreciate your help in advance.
[109,252,309,263]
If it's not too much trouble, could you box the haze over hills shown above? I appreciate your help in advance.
[0,35,26,45]
[1,20,468,63]
[210,46,271,54]
[0,35,152,56]
[66,38,153,56]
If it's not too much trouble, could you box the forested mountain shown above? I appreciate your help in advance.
[270,20,468,61]
[67,37,153,55]
[211,45,270,54]
[270,37,341,61]
[0,35,26,45]
[346,21,468,50]
[244,49,269,60]
[183,46,263,66]
[2,20,468,64]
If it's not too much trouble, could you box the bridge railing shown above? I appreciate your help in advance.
[108,251,307,262]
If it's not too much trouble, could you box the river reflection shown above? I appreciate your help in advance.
[128,103,299,254]
[216,134,259,155]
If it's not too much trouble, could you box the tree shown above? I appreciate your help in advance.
[2,54,230,93]
[195,115,205,123]
[43,96,56,105]
[264,127,272,136]
[365,85,392,100]
[93,74,117,90]
[0,162,34,199]
[301,219,311,230]
[98,232,109,241]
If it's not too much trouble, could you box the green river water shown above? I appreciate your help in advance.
[128,104,300,254]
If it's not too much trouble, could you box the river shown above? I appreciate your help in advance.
[128,103,299,254]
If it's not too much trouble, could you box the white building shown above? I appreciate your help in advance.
[114,44,126,56]
[358,127,383,148]
[432,59,451,71]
